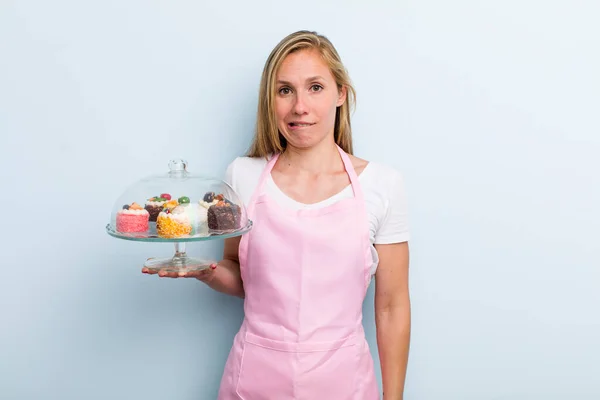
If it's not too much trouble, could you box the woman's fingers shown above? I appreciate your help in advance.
[140,264,217,279]
[158,270,187,278]
[142,259,156,274]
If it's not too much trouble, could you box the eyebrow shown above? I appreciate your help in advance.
[277,76,326,85]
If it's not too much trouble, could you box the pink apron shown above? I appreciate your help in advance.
[217,145,379,399]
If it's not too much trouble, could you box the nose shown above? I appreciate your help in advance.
[292,92,308,115]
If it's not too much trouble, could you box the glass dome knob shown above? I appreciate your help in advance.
[168,159,188,172]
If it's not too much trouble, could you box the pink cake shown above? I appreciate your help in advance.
[116,202,149,233]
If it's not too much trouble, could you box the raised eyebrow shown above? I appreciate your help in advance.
[306,76,325,83]
[276,76,326,86]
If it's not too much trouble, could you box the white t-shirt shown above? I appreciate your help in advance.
[224,156,410,275]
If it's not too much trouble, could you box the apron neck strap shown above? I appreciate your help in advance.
[252,144,364,202]
[335,144,364,201]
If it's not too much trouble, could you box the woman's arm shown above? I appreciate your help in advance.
[202,236,245,298]
[374,241,411,400]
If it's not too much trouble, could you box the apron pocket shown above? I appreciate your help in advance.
[236,332,361,400]
[235,334,295,399]
[296,339,361,400]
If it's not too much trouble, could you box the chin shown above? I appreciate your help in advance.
[285,137,321,150]
[282,133,331,150]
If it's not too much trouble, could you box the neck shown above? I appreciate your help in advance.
[280,138,341,174]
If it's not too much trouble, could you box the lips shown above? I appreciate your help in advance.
[288,122,315,128]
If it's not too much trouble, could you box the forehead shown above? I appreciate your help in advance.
[276,49,334,82]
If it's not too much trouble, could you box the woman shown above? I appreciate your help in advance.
[145,30,411,399]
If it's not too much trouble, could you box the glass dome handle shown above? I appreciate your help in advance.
[168,159,188,178]
[168,159,188,172]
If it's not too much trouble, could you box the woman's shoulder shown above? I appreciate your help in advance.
[224,155,271,193]
[355,159,408,219]
[366,161,405,181]
[356,159,410,244]
[348,154,405,186]
[347,154,369,176]
[227,155,270,174]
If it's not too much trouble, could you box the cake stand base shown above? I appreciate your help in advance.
[143,243,214,274]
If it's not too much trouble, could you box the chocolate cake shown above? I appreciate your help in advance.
[207,200,241,231]
[144,193,171,222]
[145,203,163,222]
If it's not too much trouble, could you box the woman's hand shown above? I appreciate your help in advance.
[141,263,218,283]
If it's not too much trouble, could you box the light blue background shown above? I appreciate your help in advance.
[1,1,599,399]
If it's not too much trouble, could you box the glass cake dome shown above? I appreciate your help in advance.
[106,159,252,274]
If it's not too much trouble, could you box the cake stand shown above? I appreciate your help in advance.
[105,220,252,273]
[105,159,252,274]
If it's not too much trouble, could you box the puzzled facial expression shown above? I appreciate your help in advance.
[274,49,346,150]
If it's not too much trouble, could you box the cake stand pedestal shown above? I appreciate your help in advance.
[143,242,214,273]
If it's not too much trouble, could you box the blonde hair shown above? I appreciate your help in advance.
[247,30,357,158]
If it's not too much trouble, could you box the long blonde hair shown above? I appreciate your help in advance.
[247,30,357,158]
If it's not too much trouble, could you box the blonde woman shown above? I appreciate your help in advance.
[147,30,411,399]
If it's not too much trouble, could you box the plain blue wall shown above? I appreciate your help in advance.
[1,1,599,399]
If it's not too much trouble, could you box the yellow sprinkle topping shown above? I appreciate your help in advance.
[157,215,192,238]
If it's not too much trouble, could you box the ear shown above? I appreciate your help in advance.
[336,85,347,107]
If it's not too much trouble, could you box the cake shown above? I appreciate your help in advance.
[199,191,220,209]
[208,199,241,232]
[156,209,192,238]
[155,196,209,238]
[156,202,208,237]
[145,193,171,222]
[156,199,188,238]
[116,202,149,233]
[182,204,208,236]
[184,203,209,235]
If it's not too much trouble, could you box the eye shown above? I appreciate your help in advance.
[278,87,292,95]
[310,84,323,92]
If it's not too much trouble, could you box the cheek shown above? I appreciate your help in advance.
[320,97,338,120]
[274,100,289,121]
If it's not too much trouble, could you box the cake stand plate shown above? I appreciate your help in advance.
[105,220,253,243]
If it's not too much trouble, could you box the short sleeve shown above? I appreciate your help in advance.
[224,159,236,189]
[374,171,410,244]
[220,156,265,208]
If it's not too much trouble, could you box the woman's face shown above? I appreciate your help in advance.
[274,49,346,150]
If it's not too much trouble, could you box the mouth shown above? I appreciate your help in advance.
[288,122,315,129]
